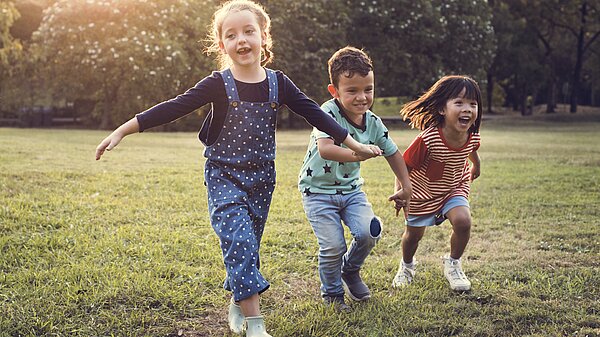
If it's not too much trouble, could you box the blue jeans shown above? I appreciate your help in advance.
[302,191,382,297]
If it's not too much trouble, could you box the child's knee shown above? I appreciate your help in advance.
[452,216,471,233]
[357,216,382,247]
[320,242,347,259]
[403,226,425,243]
[369,216,382,239]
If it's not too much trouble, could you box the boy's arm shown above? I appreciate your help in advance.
[95,117,140,160]
[318,137,381,162]
[385,150,412,218]
[469,150,481,181]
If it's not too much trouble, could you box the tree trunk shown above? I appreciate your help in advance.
[486,71,494,114]
[546,83,556,113]
[570,1,587,113]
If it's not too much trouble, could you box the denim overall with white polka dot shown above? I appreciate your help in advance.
[204,68,278,302]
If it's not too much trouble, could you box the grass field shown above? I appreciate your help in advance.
[1,113,599,337]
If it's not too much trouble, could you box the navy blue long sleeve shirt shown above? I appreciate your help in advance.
[136,70,348,146]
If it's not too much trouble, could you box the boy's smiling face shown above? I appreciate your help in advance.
[328,71,374,124]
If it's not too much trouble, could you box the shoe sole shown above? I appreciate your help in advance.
[449,284,471,292]
[342,279,371,301]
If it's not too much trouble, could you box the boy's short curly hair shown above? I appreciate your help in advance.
[328,46,373,88]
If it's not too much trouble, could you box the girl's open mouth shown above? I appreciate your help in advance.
[237,48,251,55]
[459,116,471,125]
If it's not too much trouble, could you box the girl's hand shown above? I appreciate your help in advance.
[470,164,480,181]
[95,132,123,160]
[353,144,382,160]
[388,188,411,219]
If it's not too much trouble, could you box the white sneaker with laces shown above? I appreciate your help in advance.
[392,260,416,288]
[442,255,471,291]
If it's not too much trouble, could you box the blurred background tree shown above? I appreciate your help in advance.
[1,0,600,129]
[0,1,23,101]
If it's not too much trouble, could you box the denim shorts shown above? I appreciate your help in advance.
[406,196,469,227]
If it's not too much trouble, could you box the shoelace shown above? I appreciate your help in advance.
[402,268,413,280]
[448,266,467,280]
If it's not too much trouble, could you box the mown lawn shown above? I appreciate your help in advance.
[1,115,599,336]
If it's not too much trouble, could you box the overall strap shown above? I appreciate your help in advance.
[266,68,279,107]
[221,68,240,104]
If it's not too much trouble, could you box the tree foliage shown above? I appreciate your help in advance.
[31,0,216,128]
[0,1,22,76]
[2,0,600,129]
[346,0,496,98]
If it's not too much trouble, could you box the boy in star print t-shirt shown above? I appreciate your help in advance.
[298,47,412,311]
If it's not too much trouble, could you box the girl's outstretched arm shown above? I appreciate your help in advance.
[386,151,412,218]
[469,150,481,181]
[95,117,140,160]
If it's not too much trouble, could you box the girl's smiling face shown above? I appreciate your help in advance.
[440,88,478,135]
[219,10,265,69]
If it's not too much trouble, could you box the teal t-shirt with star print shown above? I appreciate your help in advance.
[298,99,399,195]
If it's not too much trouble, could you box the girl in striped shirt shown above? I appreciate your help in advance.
[390,75,482,291]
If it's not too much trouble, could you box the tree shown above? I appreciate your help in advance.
[489,0,546,115]
[346,0,495,100]
[513,0,600,113]
[32,0,216,128]
[0,1,23,92]
[266,0,351,127]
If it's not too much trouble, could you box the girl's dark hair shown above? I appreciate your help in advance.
[328,46,373,88]
[400,75,483,133]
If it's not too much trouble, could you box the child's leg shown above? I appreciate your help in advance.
[339,192,380,301]
[402,225,426,263]
[340,191,380,273]
[445,206,471,259]
[302,194,346,298]
[393,225,426,288]
[239,293,260,317]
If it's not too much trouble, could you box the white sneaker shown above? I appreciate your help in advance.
[442,255,471,291]
[392,260,416,288]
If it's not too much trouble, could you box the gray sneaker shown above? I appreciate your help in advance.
[341,270,371,301]
[323,295,351,312]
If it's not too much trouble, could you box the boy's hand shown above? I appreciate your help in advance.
[95,132,123,160]
[353,144,382,160]
[388,188,411,219]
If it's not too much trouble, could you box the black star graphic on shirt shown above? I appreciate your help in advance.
[334,181,341,186]
[369,141,375,145]
[383,131,389,138]
[338,162,345,166]
[306,167,313,176]
[350,133,355,138]
[323,163,332,173]
[336,189,343,195]
[343,173,349,179]
[327,111,335,118]
[303,187,311,196]
[351,184,357,190]
[371,115,379,120]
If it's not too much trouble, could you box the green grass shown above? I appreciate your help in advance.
[371,97,407,117]
[1,115,599,336]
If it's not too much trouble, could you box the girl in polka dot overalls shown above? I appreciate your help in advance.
[95,1,380,335]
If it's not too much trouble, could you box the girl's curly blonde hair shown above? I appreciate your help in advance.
[205,0,274,69]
